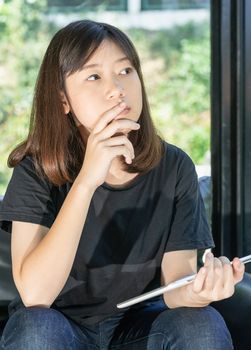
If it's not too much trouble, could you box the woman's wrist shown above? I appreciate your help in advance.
[73,173,97,195]
[186,285,211,307]
[164,284,210,309]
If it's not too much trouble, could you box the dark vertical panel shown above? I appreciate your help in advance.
[211,0,235,258]
[243,0,251,259]
[210,0,222,255]
[236,0,244,257]
[220,0,234,258]
[211,0,251,269]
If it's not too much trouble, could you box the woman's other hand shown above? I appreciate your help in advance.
[188,252,245,305]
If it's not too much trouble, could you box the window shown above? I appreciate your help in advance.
[47,0,127,11]
[141,0,209,11]
[0,0,210,194]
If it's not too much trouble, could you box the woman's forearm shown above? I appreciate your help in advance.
[19,178,95,307]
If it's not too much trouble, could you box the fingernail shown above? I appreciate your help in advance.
[135,124,140,128]
[201,267,206,274]
[207,252,213,259]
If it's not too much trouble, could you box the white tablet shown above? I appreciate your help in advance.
[117,254,251,309]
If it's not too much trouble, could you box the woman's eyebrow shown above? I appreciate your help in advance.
[82,57,130,70]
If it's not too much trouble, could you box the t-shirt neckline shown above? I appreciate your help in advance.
[101,171,148,191]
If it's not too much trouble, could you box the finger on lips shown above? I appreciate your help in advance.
[93,102,126,134]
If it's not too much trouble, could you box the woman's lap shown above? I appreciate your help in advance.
[0,298,233,350]
[0,306,96,350]
[107,299,233,349]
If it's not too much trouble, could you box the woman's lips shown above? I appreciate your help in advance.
[116,107,131,118]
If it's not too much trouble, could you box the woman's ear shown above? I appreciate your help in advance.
[60,91,82,127]
[60,92,70,114]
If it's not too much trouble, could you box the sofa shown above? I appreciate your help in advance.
[0,195,19,335]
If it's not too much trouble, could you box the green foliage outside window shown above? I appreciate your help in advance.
[0,0,210,194]
[127,22,210,166]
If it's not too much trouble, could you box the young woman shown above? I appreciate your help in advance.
[0,20,244,349]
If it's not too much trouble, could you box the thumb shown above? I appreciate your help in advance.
[232,258,245,284]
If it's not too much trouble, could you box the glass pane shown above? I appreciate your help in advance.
[142,0,209,10]
[47,0,127,11]
[128,5,211,180]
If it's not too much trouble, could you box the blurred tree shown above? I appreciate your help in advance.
[0,0,57,193]
[128,23,210,164]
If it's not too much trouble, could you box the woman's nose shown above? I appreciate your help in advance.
[106,79,125,100]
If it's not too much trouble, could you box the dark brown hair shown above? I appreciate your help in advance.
[8,20,164,185]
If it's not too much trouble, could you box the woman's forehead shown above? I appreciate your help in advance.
[86,39,128,63]
[64,37,135,76]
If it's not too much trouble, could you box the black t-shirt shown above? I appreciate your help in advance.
[0,141,214,326]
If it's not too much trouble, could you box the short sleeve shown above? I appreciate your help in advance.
[0,157,56,234]
[165,152,214,252]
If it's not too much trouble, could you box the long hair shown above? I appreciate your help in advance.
[8,20,164,185]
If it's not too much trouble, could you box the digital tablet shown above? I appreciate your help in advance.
[117,254,251,309]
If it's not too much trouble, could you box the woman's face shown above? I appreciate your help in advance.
[63,39,143,133]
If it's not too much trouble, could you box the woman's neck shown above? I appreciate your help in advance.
[105,158,138,185]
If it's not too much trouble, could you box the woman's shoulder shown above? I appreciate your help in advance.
[11,155,54,191]
[13,154,40,180]
[14,154,35,170]
[162,141,195,167]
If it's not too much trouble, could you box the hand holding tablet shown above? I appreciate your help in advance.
[117,254,251,309]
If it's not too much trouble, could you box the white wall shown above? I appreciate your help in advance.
[47,0,209,29]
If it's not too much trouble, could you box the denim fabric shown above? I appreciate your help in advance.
[0,297,233,349]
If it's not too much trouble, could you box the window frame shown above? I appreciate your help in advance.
[211,0,251,270]
[47,0,128,12]
[141,0,210,11]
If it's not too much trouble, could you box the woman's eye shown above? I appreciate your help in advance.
[120,67,133,75]
[87,74,100,81]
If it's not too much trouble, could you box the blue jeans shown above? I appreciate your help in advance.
[0,297,233,349]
